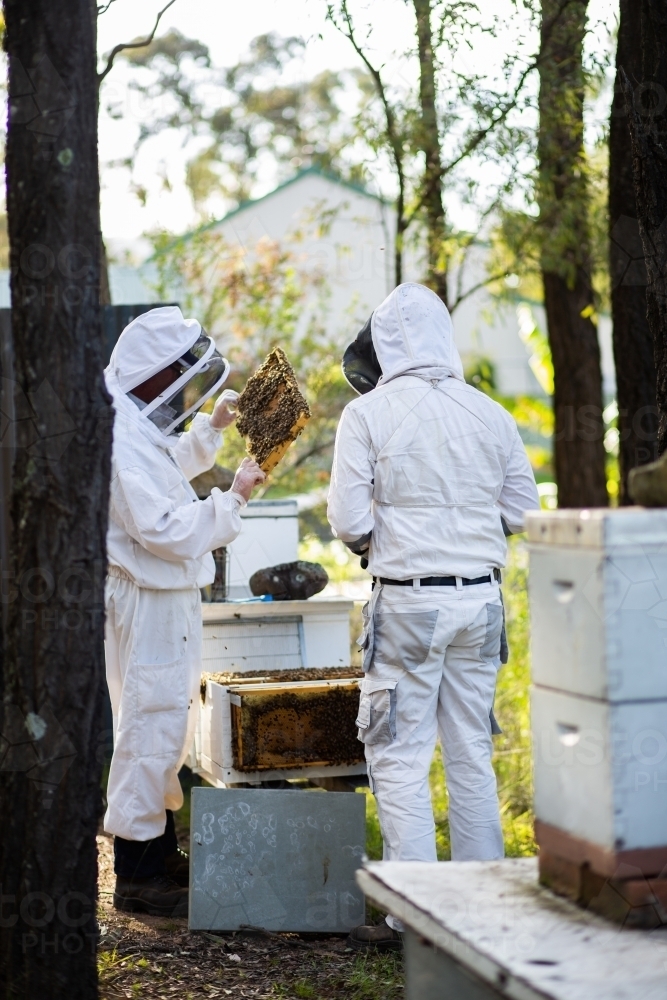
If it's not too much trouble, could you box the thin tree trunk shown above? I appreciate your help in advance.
[0,0,112,995]
[610,0,658,503]
[538,0,608,507]
[622,1,667,456]
[414,0,449,307]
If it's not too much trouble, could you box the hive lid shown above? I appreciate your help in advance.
[526,507,667,548]
[239,499,298,519]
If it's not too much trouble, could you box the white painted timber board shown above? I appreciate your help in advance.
[196,760,367,786]
[526,508,667,549]
[227,509,299,599]
[532,687,667,851]
[201,598,354,623]
[202,619,303,673]
[358,859,667,1000]
[529,544,667,702]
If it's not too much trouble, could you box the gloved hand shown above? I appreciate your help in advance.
[231,457,266,502]
[209,389,239,430]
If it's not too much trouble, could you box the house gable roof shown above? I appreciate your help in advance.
[148,166,388,261]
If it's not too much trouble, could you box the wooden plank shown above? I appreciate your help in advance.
[539,847,667,929]
[357,859,667,1000]
[404,931,503,1000]
[227,679,361,695]
[535,820,667,878]
[201,598,354,624]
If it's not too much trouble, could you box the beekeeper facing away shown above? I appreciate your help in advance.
[328,283,539,950]
[104,307,264,917]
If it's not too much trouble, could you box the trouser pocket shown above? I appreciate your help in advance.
[373,608,438,671]
[480,603,504,664]
[356,676,398,745]
[137,658,186,714]
[357,601,376,672]
[357,583,384,672]
[499,591,509,665]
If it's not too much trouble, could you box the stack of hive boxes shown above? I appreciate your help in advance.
[527,508,667,927]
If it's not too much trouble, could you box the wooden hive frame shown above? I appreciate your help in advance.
[236,347,311,473]
[227,678,364,772]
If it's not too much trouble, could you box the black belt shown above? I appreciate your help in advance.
[374,569,500,588]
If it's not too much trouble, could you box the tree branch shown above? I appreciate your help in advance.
[327,1,407,283]
[97,0,179,85]
[404,0,577,230]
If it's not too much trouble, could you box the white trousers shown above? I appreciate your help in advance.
[358,582,505,868]
[104,576,202,841]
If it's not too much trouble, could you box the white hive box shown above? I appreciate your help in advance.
[527,508,667,877]
[227,500,299,600]
[528,507,667,701]
[532,686,667,858]
[195,598,367,786]
[200,598,352,674]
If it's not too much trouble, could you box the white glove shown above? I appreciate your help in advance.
[209,389,239,430]
[231,457,266,502]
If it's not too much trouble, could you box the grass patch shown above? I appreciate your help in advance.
[270,953,404,1000]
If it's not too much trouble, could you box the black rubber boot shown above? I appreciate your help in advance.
[113,874,188,917]
[164,846,190,887]
[114,809,180,880]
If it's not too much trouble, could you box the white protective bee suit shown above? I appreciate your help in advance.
[328,283,539,872]
[104,307,245,842]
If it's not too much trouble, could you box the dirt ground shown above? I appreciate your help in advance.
[97,833,404,1000]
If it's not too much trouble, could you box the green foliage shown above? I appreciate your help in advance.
[113,31,371,211]
[149,226,355,495]
[464,355,497,394]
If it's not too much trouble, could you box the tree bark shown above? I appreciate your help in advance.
[609,0,658,503]
[622,1,667,456]
[0,0,112,995]
[414,0,449,307]
[537,0,608,507]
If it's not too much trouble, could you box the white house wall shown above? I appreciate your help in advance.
[87,169,617,400]
[214,171,393,341]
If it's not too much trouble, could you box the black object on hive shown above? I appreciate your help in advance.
[249,561,329,601]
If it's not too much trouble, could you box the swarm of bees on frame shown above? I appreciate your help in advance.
[236,347,311,473]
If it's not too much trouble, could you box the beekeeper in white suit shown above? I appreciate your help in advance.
[328,283,539,950]
[103,306,265,917]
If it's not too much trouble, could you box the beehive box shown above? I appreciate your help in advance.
[196,670,367,787]
[528,508,667,920]
[527,507,667,702]
[236,348,310,473]
[228,678,364,771]
[194,598,367,786]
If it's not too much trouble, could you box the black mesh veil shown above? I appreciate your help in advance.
[341,315,382,395]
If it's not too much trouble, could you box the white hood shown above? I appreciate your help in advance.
[106,306,201,394]
[371,283,464,385]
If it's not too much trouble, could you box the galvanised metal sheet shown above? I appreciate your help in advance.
[189,788,366,932]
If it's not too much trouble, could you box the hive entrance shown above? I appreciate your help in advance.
[236,347,310,473]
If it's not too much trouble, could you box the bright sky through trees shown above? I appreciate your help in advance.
[97,0,616,245]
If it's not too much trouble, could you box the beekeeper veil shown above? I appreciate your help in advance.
[342,283,464,394]
[342,315,382,395]
[106,306,230,435]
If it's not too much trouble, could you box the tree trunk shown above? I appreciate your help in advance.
[414,0,449,307]
[537,0,608,507]
[0,0,112,995]
[622,1,667,456]
[609,0,658,503]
